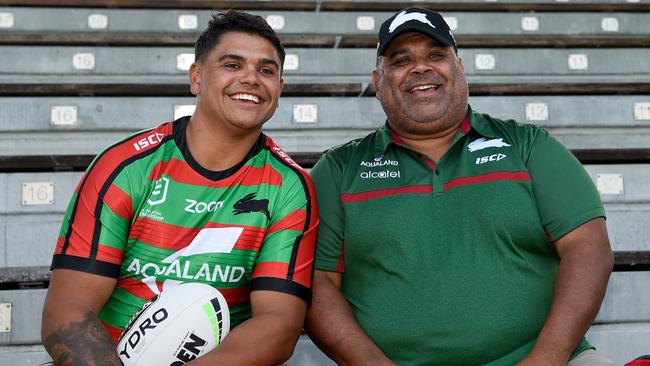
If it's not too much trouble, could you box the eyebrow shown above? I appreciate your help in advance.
[386,41,445,59]
[217,53,280,70]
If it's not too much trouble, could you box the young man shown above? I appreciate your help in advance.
[306,8,614,366]
[41,11,318,366]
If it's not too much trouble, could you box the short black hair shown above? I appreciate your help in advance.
[194,11,285,71]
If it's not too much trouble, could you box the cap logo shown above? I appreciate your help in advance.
[389,10,435,33]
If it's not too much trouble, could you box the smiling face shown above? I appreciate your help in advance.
[189,31,284,136]
[373,32,468,137]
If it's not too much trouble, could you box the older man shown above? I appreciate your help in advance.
[306,7,614,366]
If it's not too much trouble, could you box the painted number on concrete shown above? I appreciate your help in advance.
[178,14,198,30]
[284,54,300,71]
[634,103,650,121]
[0,12,15,28]
[176,53,195,71]
[568,54,589,70]
[0,303,11,332]
[73,53,95,70]
[356,16,375,31]
[22,182,54,205]
[293,104,318,123]
[475,54,496,70]
[525,103,549,121]
[50,106,78,125]
[596,174,624,195]
[88,14,108,29]
[266,15,285,30]
[174,105,196,120]
[521,17,540,32]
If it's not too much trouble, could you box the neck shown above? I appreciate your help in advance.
[185,115,261,172]
[391,121,461,163]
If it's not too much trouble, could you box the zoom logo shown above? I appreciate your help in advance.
[184,199,224,214]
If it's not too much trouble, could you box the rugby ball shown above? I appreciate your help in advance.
[117,282,230,366]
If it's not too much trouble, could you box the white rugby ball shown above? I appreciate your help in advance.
[117,282,230,366]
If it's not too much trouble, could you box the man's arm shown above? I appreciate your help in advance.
[41,269,121,366]
[305,270,396,366]
[518,217,614,366]
[186,290,306,366]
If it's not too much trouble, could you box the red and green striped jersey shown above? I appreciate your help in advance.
[311,106,604,365]
[51,116,318,342]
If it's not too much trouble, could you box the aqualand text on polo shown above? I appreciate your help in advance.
[311,106,606,366]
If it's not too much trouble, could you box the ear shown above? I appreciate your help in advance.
[279,77,284,94]
[458,56,465,73]
[189,62,201,96]
[371,69,381,100]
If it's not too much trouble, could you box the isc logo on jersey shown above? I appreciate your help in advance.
[133,131,165,152]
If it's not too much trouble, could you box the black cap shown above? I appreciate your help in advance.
[377,8,457,56]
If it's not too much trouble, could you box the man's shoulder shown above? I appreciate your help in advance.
[262,136,315,190]
[471,110,546,146]
[321,130,383,165]
[92,120,176,168]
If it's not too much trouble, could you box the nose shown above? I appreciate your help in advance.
[411,57,433,74]
[239,65,260,86]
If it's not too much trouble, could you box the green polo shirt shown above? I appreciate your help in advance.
[311,106,605,366]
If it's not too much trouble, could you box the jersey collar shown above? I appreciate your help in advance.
[375,105,496,155]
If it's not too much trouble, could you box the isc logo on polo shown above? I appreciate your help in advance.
[133,132,165,151]
[476,153,507,165]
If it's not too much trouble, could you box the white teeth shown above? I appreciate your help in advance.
[231,93,260,103]
[410,84,436,92]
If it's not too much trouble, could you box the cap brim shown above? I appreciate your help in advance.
[378,25,454,56]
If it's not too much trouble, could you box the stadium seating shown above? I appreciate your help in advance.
[0,0,648,365]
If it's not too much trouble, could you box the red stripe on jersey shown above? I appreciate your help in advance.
[65,123,173,258]
[253,261,289,279]
[55,236,65,255]
[104,184,133,220]
[95,244,124,265]
[267,209,307,235]
[290,175,319,287]
[102,321,123,344]
[118,277,160,301]
[65,222,95,258]
[234,226,266,251]
[336,242,345,273]
[544,227,556,243]
[148,158,283,187]
[459,114,471,133]
[129,218,266,252]
[341,185,433,203]
[423,158,435,171]
[443,171,531,191]
[266,137,318,288]
[221,286,251,307]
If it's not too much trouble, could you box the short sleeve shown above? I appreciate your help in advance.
[251,168,318,304]
[526,128,605,241]
[51,154,135,278]
[310,151,346,272]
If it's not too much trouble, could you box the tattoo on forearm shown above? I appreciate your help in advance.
[43,311,121,366]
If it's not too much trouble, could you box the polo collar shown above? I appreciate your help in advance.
[374,105,496,155]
